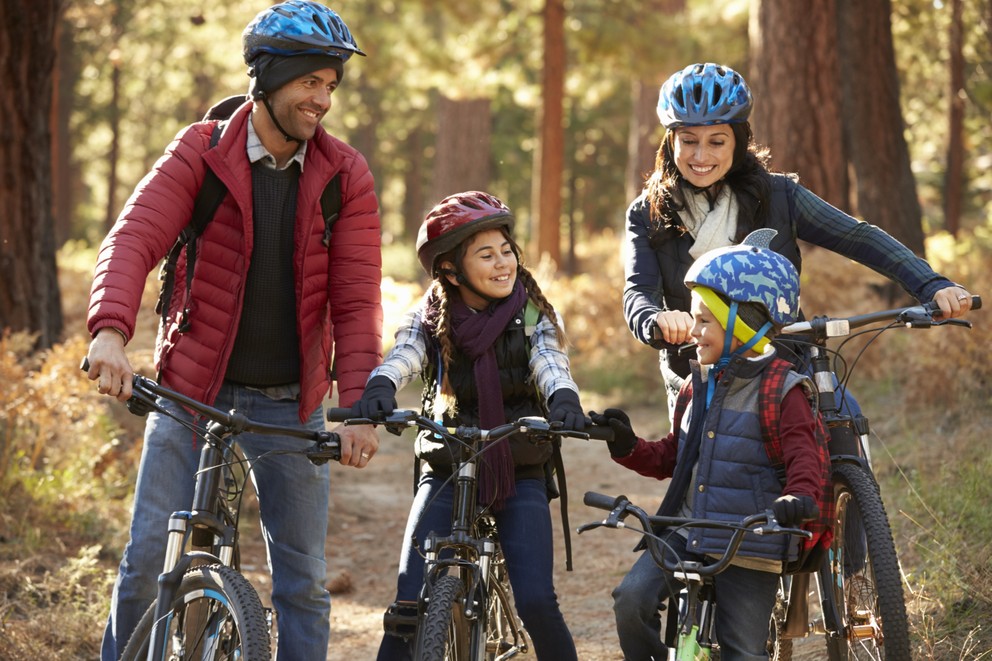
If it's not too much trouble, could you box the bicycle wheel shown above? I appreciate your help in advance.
[768,577,793,661]
[120,563,270,661]
[823,463,909,660]
[480,563,528,660]
[414,574,472,661]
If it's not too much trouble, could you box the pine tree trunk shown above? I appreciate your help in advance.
[430,96,492,202]
[749,0,849,211]
[837,0,925,254]
[0,0,64,348]
[944,0,965,237]
[533,0,565,267]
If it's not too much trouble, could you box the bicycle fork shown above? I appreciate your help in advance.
[671,570,716,661]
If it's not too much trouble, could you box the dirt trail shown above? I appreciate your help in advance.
[242,389,824,659]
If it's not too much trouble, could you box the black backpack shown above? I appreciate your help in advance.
[155,95,342,332]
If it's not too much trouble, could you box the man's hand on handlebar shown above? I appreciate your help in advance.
[86,328,134,402]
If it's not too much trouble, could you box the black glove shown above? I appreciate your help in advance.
[772,494,819,527]
[549,388,585,432]
[588,408,637,458]
[352,375,397,420]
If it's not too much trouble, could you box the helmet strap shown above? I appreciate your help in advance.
[260,93,304,144]
[705,303,772,408]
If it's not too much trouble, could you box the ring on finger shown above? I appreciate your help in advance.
[957,294,969,301]
[360,452,370,460]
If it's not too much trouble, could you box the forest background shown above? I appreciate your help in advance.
[1,0,991,658]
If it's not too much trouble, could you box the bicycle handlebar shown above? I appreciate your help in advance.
[80,358,341,464]
[326,407,614,442]
[580,491,810,578]
[781,295,982,338]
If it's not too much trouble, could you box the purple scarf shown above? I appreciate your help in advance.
[444,280,529,510]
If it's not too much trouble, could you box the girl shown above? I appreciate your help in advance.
[355,191,584,661]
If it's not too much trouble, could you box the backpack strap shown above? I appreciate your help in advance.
[320,173,342,247]
[155,122,227,332]
[523,300,540,336]
[758,357,794,484]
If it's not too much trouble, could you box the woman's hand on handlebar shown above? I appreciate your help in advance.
[653,310,694,345]
[932,285,974,319]
[86,329,134,402]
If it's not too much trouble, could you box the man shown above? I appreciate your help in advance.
[85,2,382,659]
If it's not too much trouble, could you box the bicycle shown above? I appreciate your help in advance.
[325,407,608,661]
[769,295,981,660]
[81,361,343,661]
[580,491,810,660]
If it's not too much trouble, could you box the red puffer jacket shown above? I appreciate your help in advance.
[88,102,383,421]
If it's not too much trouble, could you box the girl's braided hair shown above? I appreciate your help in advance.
[425,228,565,416]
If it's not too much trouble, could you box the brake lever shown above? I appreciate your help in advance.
[933,318,972,329]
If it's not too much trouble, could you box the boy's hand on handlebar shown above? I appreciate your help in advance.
[589,409,637,459]
[548,388,585,432]
[86,329,134,402]
[352,375,397,420]
[772,494,818,527]
[932,286,973,319]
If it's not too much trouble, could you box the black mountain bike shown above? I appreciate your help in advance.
[83,362,343,661]
[326,408,608,661]
[580,492,810,660]
[770,295,981,660]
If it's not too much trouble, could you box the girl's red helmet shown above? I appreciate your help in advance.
[416,191,514,276]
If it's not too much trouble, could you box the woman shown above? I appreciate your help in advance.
[623,62,973,417]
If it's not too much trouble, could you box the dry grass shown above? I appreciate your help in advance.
[0,228,989,659]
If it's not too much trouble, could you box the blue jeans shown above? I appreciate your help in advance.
[377,476,576,661]
[101,382,331,661]
[612,531,779,661]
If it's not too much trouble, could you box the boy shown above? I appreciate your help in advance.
[592,235,827,660]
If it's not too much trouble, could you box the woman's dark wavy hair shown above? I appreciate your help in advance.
[643,122,773,246]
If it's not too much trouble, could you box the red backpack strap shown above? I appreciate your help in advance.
[758,358,793,483]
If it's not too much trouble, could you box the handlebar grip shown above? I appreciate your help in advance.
[325,407,353,423]
[972,295,983,310]
[80,357,91,372]
[583,424,615,442]
[583,491,623,511]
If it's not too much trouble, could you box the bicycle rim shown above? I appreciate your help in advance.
[823,463,910,660]
[415,574,472,661]
[120,564,270,661]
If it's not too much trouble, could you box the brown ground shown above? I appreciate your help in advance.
[239,388,826,660]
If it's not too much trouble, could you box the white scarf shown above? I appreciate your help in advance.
[682,186,739,260]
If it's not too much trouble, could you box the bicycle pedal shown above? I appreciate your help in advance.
[383,601,418,640]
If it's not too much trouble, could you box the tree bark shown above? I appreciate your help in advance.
[430,96,492,203]
[836,0,925,254]
[944,0,965,237]
[0,0,64,348]
[749,0,849,211]
[532,0,566,267]
[626,79,662,203]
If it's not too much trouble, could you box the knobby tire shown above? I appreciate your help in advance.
[824,463,910,660]
[120,563,270,661]
[415,574,472,661]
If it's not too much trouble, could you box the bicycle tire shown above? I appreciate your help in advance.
[415,574,472,661]
[823,463,910,660]
[120,563,270,661]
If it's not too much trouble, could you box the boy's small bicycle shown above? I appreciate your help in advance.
[325,408,608,661]
[580,491,810,661]
[771,295,981,660]
[81,361,343,661]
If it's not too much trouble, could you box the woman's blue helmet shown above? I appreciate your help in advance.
[242,1,365,65]
[657,62,753,129]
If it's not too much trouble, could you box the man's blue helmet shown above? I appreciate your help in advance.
[684,231,800,328]
[242,1,365,65]
[657,62,753,129]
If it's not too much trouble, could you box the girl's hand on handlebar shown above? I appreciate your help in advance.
[549,388,585,431]
[932,286,973,319]
[352,375,397,420]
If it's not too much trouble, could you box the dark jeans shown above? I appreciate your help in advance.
[377,475,576,661]
[612,530,779,661]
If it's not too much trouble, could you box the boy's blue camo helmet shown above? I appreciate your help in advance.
[657,62,753,129]
[243,1,365,65]
[684,241,800,328]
